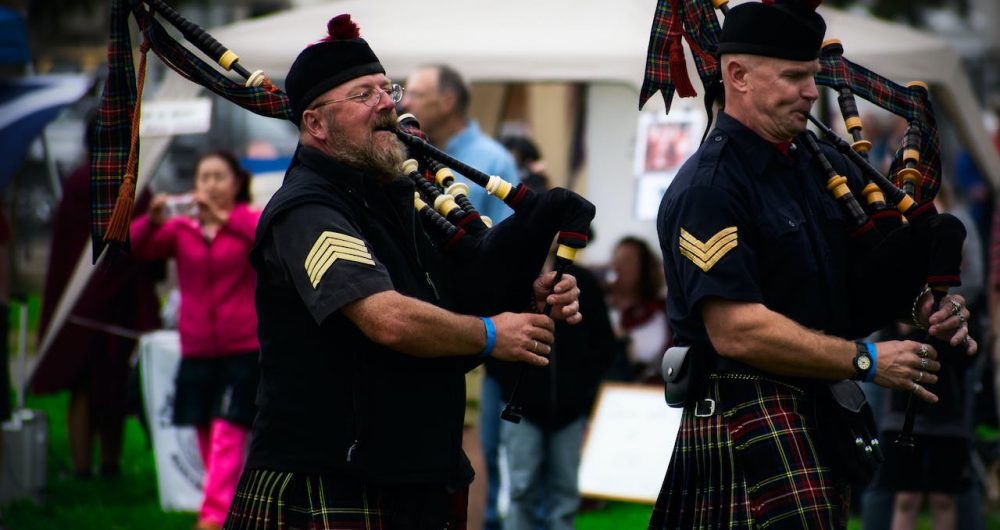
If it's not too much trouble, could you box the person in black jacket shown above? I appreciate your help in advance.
[491,263,616,530]
[223,14,582,530]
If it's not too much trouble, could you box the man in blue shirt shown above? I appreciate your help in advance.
[402,64,519,225]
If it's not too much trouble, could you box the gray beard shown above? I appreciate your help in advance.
[329,137,407,183]
[325,115,407,183]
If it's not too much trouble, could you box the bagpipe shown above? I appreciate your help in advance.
[394,114,595,422]
[640,0,967,451]
[92,1,596,423]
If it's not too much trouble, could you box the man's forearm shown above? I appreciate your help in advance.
[703,299,856,380]
[342,290,484,358]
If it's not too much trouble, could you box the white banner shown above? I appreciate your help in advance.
[139,98,212,137]
[139,330,204,512]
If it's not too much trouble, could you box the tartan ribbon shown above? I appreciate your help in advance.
[818,52,941,203]
[639,0,721,112]
[90,0,139,260]
[91,0,293,260]
[133,7,293,120]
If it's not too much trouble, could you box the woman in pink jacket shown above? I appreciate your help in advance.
[132,150,260,530]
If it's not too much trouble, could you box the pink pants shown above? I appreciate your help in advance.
[196,418,249,526]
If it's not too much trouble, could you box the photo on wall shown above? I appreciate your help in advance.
[632,108,704,220]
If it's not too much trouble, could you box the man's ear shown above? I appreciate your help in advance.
[301,109,328,143]
[439,90,458,115]
[724,58,750,94]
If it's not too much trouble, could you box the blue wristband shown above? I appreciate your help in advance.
[864,341,877,383]
[478,317,496,359]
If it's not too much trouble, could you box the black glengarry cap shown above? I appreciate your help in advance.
[717,0,826,61]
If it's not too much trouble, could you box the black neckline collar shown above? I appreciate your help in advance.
[714,112,802,177]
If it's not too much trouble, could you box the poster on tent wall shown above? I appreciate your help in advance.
[632,108,704,221]
[139,330,204,512]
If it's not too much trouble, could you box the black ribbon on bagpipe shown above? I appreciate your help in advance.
[640,0,968,452]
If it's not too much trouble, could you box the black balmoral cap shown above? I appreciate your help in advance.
[285,14,385,125]
[717,1,826,61]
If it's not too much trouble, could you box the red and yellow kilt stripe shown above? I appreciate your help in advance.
[224,468,467,530]
[648,375,849,530]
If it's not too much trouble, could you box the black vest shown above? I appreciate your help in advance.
[246,147,472,487]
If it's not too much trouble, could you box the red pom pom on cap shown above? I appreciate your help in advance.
[321,14,360,42]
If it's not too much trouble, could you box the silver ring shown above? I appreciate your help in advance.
[911,381,921,394]
[949,299,962,316]
[958,312,966,324]
[916,371,924,382]
[532,340,537,353]
[920,357,929,369]
[918,344,929,358]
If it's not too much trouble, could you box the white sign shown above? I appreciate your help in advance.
[140,98,213,137]
[139,330,204,512]
[578,383,682,504]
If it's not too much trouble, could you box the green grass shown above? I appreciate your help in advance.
[6,391,1000,529]
[577,501,652,529]
[2,392,196,530]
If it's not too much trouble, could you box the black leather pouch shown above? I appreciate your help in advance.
[661,345,708,408]
[815,380,884,486]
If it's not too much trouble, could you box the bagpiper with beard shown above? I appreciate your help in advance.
[224,15,582,530]
[648,1,975,529]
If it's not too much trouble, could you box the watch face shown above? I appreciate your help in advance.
[857,356,872,371]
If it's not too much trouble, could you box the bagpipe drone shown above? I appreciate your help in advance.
[641,0,967,452]
[91,2,595,423]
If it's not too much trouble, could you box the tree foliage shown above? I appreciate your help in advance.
[823,0,967,26]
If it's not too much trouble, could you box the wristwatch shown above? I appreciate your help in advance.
[852,341,874,381]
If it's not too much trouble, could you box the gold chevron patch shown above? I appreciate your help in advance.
[304,231,376,288]
[679,226,738,272]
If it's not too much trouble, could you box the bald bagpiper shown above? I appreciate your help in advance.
[647,1,976,528]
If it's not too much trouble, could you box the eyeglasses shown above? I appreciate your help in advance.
[310,84,404,110]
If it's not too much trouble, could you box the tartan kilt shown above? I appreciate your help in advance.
[648,374,849,530]
[224,468,468,530]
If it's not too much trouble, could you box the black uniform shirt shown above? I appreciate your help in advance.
[275,186,395,326]
[657,112,866,358]
[247,146,470,486]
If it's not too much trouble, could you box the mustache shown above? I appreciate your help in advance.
[373,111,399,132]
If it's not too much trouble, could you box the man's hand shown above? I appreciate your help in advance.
[916,292,977,355]
[490,312,555,366]
[872,340,942,404]
[532,271,582,324]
